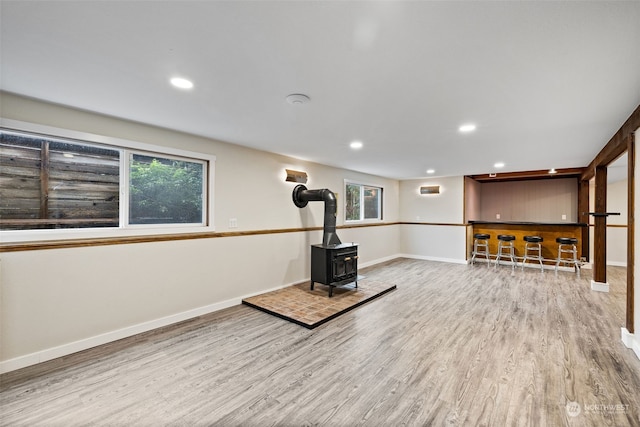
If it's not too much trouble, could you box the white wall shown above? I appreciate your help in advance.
[588,176,628,267]
[399,224,467,263]
[399,176,464,224]
[0,93,401,371]
[398,176,466,263]
[607,179,628,267]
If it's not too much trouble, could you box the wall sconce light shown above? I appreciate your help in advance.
[420,185,440,194]
[285,169,308,183]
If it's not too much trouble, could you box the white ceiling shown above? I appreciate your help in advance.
[1,1,639,180]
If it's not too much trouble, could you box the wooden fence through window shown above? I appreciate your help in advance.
[0,131,120,230]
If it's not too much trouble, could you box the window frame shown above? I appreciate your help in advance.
[124,149,208,228]
[343,180,384,223]
[0,119,216,242]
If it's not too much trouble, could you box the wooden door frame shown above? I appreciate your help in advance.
[581,105,639,333]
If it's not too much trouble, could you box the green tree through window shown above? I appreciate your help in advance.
[129,154,204,224]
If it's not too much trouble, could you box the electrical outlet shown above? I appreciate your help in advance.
[562,214,567,220]
[496,213,501,219]
[229,218,238,228]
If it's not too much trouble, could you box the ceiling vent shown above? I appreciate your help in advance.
[286,94,310,105]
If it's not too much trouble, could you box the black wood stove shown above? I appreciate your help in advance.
[310,243,358,297]
[292,185,358,297]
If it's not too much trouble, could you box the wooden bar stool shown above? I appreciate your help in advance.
[495,234,516,272]
[521,235,544,273]
[555,237,580,278]
[471,233,491,266]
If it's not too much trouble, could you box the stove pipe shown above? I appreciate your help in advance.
[292,184,342,247]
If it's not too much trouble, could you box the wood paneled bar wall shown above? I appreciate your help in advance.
[469,221,587,264]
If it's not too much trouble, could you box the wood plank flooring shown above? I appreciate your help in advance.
[1,259,639,426]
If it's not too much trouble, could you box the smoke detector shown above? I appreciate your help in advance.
[286,94,310,105]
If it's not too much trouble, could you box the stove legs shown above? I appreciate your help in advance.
[310,280,357,297]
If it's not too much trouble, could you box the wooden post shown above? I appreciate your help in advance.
[593,166,607,285]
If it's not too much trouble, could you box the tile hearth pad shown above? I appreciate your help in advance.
[242,280,396,329]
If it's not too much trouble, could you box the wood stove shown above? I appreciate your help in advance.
[310,243,358,297]
[292,184,359,297]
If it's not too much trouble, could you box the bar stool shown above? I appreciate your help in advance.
[521,235,544,273]
[555,237,580,278]
[495,234,516,271]
[471,233,491,266]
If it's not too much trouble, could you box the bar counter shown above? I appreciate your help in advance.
[469,221,588,263]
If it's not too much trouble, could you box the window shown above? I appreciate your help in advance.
[345,182,383,222]
[0,127,213,234]
[128,153,205,225]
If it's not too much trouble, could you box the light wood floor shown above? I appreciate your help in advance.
[1,259,639,426]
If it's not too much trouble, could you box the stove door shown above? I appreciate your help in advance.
[332,250,357,282]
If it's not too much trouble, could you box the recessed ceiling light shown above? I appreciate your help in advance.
[494,162,505,168]
[426,169,435,174]
[459,123,476,133]
[170,77,194,89]
[350,140,363,149]
[286,94,310,105]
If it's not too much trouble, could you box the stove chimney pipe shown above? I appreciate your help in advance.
[292,184,342,247]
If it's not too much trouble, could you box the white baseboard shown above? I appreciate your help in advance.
[0,282,293,374]
[607,261,627,267]
[621,328,640,361]
[399,253,468,265]
[359,254,403,268]
[0,255,403,374]
[581,262,627,268]
[591,280,610,292]
[2,251,616,374]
